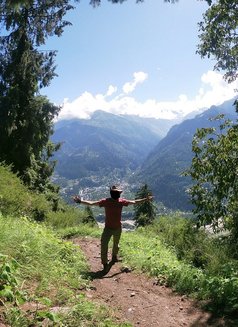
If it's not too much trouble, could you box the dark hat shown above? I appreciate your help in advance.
[110,185,123,193]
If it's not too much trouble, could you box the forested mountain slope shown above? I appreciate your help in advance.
[52,110,174,180]
[137,98,237,210]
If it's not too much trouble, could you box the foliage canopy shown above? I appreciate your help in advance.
[134,184,156,227]
[197,0,238,83]
[186,113,238,243]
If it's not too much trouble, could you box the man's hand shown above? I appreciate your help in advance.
[146,195,154,201]
[73,195,81,203]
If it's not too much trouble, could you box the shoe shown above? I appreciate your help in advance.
[111,256,119,263]
[102,263,110,274]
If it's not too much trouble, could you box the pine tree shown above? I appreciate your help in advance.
[134,184,156,227]
[0,1,73,192]
[82,206,97,226]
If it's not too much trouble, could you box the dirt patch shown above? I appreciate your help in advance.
[73,237,233,327]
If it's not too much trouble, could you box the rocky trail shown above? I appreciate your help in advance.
[73,237,234,327]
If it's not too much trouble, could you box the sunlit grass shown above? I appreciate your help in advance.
[57,224,102,239]
[0,215,131,326]
[62,293,131,327]
[120,230,205,295]
[0,215,88,295]
[120,224,238,313]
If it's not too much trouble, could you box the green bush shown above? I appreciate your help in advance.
[151,215,230,273]
[82,206,98,227]
[203,262,238,311]
[46,205,85,228]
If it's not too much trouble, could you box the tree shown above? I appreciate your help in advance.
[0,0,179,199]
[82,206,97,226]
[134,184,156,227]
[89,0,177,5]
[7,0,178,7]
[197,0,238,83]
[186,114,238,241]
[194,0,238,244]
[0,1,74,193]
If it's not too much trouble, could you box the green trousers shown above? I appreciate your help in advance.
[101,227,122,264]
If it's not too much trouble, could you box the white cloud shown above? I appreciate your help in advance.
[58,70,238,121]
[105,85,117,97]
[196,70,238,109]
[122,71,148,94]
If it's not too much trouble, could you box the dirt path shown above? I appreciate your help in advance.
[73,237,230,327]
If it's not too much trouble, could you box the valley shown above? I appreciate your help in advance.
[52,98,238,212]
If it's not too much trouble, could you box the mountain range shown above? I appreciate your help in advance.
[52,110,175,181]
[52,99,237,210]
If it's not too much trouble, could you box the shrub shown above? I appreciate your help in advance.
[46,205,85,229]
[151,215,230,272]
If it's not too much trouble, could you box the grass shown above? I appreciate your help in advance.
[60,293,131,327]
[1,165,238,319]
[45,206,86,229]
[119,220,238,314]
[120,230,206,295]
[0,215,132,326]
[0,215,87,293]
[0,164,51,220]
[51,213,238,314]
[56,224,102,239]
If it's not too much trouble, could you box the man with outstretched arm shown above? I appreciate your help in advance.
[73,185,153,274]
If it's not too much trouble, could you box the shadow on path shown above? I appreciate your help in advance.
[190,313,238,327]
[84,260,127,280]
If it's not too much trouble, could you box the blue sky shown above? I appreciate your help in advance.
[42,0,238,120]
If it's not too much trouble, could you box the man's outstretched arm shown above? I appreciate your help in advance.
[73,195,100,206]
[127,195,153,205]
